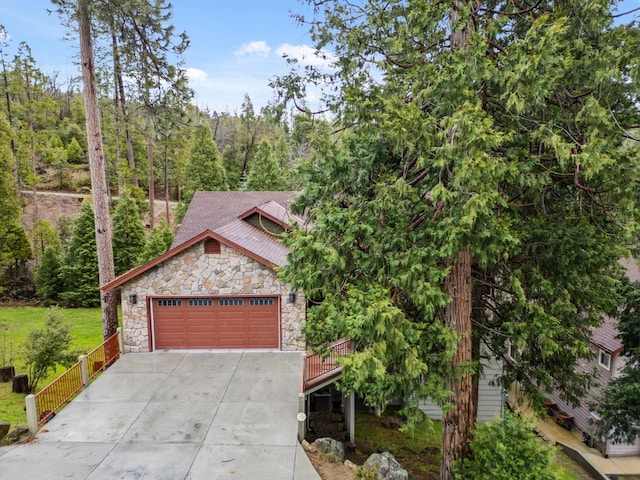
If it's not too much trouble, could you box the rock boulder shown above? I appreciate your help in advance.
[312,437,345,462]
[362,451,408,480]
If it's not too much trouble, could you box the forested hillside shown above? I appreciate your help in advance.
[0,18,326,306]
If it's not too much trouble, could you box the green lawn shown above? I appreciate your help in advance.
[0,306,104,428]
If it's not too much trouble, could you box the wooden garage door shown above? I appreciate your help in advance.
[152,297,279,350]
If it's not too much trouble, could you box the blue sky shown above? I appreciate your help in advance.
[1,0,639,113]
[0,0,324,112]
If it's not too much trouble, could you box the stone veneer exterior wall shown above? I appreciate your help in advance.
[119,241,306,352]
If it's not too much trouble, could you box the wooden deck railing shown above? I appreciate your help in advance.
[34,361,83,425]
[27,328,122,430]
[303,338,351,391]
[86,330,121,381]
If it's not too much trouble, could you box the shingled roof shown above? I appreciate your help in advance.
[173,191,301,247]
[172,191,301,267]
[101,191,301,292]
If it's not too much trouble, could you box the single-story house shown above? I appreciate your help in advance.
[101,189,506,434]
[544,258,640,457]
[101,191,307,353]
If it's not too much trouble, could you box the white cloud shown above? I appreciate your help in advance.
[234,40,271,57]
[186,67,209,84]
[275,43,336,68]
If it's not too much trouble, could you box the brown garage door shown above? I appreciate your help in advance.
[152,296,279,350]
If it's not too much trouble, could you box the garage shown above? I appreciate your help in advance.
[152,296,279,350]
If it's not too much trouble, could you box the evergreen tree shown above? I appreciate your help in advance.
[138,221,174,264]
[66,136,84,164]
[59,200,99,308]
[112,190,146,275]
[30,219,61,264]
[178,123,227,220]
[34,246,63,305]
[0,220,34,299]
[0,113,19,224]
[245,139,288,191]
[279,1,640,477]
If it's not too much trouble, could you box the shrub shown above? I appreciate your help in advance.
[21,308,78,392]
[455,415,557,480]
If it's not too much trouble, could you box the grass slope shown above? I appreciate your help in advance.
[0,307,103,427]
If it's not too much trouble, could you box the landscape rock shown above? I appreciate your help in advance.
[301,439,317,453]
[3,426,30,444]
[363,451,408,480]
[344,459,358,470]
[0,420,10,439]
[313,437,345,462]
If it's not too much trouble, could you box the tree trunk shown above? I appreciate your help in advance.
[12,373,28,394]
[1,55,19,191]
[440,4,476,479]
[111,28,137,188]
[164,142,170,226]
[441,249,475,480]
[147,133,155,229]
[77,0,118,339]
[0,365,15,383]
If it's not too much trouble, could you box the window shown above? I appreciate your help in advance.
[188,298,213,306]
[598,350,611,371]
[157,299,182,307]
[219,298,244,306]
[204,238,221,254]
[249,298,275,306]
[506,340,521,362]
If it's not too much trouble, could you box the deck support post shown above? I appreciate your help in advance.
[347,391,355,448]
[297,392,307,442]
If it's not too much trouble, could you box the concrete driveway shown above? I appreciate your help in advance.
[0,352,320,480]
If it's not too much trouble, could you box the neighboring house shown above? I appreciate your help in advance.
[101,191,307,353]
[545,258,640,457]
[419,348,505,423]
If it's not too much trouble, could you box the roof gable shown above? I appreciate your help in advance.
[102,192,301,292]
[172,191,299,247]
[101,229,278,292]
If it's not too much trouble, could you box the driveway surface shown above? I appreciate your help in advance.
[0,351,320,480]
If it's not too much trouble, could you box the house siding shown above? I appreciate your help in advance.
[119,241,306,353]
[547,347,640,456]
[419,355,504,422]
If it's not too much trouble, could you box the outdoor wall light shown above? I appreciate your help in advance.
[128,294,138,305]
[287,292,296,304]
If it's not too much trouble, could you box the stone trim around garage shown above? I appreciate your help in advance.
[118,242,306,352]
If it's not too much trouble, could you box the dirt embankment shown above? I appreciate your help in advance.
[21,191,86,233]
[20,190,178,234]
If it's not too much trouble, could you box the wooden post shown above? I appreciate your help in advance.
[297,393,306,442]
[78,355,88,387]
[117,326,124,354]
[25,394,38,434]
